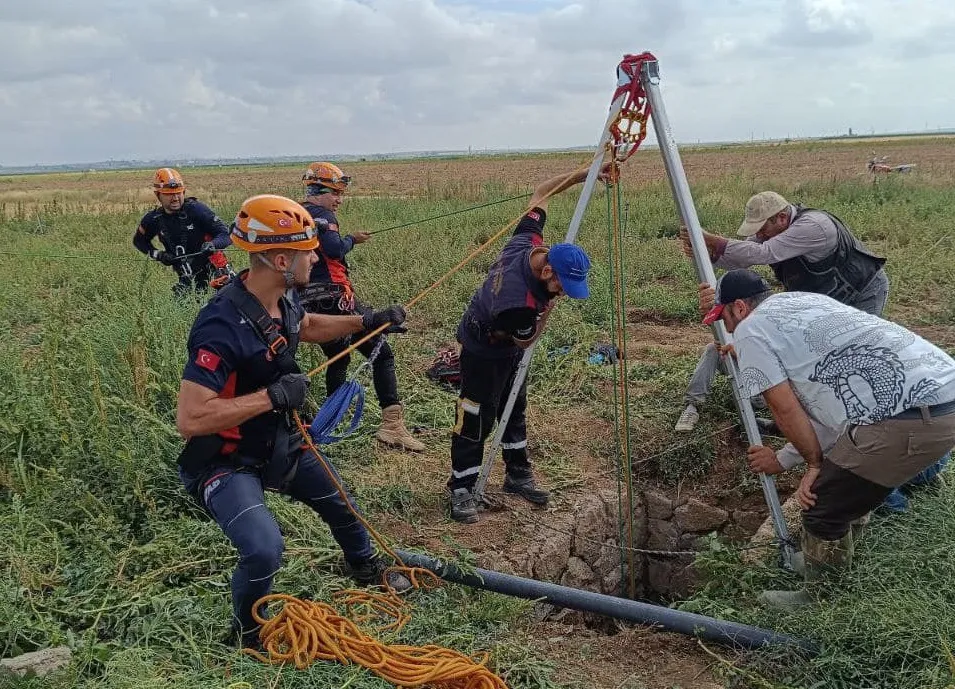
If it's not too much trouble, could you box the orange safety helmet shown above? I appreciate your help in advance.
[153,167,186,194]
[302,162,351,192]
[231,195,319,252]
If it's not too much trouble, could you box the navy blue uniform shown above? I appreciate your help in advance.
[134,198,231,293]
[178,277,373,640]
[449,208,554,490]
[302,203,354,290]
[298,201,400,409]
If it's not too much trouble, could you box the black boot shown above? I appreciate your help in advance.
[503,474,549,506]
[222,621,265,653]
[446,486,480,523]
[348,554,413,593]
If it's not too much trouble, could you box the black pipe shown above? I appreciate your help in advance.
[395,549,817,655]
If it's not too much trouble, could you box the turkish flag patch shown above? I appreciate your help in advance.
[196,348,221,371]
[527,210,540,221]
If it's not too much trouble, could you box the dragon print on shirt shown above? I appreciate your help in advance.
[809,344,905,422]
[740,366,773,395]
[904,379,943,408]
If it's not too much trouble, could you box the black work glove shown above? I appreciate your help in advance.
[149,249,176,266]
[266,373,310,411]
[201,241,217,256]
[361,305,408,334]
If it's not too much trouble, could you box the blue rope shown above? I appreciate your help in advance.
[306,336,383,445]
[308,380,365,444]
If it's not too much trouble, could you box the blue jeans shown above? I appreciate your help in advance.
[881,451,951,513]
[180,448,373,639]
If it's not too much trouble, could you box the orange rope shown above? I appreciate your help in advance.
[241,413,504,686]
[304,163,591,379]
[243,594,508,688]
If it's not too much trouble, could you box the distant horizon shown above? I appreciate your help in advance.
[3,127,954,176]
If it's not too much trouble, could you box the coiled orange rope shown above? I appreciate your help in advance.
[239,413,509,687]
[243,594,508,688]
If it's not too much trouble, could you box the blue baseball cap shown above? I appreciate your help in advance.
[548,243,592,299]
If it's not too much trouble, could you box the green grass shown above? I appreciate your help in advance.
[1,153,954,688]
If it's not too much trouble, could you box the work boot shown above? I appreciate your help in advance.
[758,530,853,610]
[447,487,479,523]
[502,473,550,506]
[376,404,426,452]
[757,589,813,609]
[802,528,854,580]
[349,554,413,593]
[223,621,265,652]
[674,404,699,432]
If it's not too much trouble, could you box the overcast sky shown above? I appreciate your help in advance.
[1,0,953,166]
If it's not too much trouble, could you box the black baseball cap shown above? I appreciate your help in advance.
[702,269,772,325]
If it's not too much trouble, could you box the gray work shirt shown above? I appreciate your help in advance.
[715,206,838,269]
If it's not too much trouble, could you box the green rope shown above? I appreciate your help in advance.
[0,251,153,262]
[0,193,533,261]
[605,182,624,595]
[368,193,532,235]
[614,179,636,598]
[605,180,637,597]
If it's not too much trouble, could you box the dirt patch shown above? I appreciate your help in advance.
[625,322,711,356]
[627,307,687,327]
[523,623,721,689]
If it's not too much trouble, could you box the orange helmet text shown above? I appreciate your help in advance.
[231,195,319,253]
[302,162,351,192]
[153,168,185,194]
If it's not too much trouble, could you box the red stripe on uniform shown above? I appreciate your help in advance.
[217,371,242,443]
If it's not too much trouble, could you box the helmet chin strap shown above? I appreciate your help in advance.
[255,252,301,288]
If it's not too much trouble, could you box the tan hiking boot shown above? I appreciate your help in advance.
[376,404,426,452]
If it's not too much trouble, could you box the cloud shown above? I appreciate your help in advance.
[0,0,952,166]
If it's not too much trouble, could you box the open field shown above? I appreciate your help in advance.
[2,136,955,688]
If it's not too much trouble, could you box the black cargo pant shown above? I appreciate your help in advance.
[305,294,399,409]
[448,348,531,491]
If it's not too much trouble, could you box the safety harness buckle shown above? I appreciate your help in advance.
[268,334,289,357]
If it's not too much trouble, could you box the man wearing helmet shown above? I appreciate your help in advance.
[133,168,232,296]
[175,195,411,649]
[298,161,425,452]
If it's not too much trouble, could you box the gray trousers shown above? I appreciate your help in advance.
[682,270,889,406]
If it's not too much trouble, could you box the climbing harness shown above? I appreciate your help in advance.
[208,251,236,290]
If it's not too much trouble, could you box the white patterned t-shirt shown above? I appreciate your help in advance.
[733,292,955,434]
